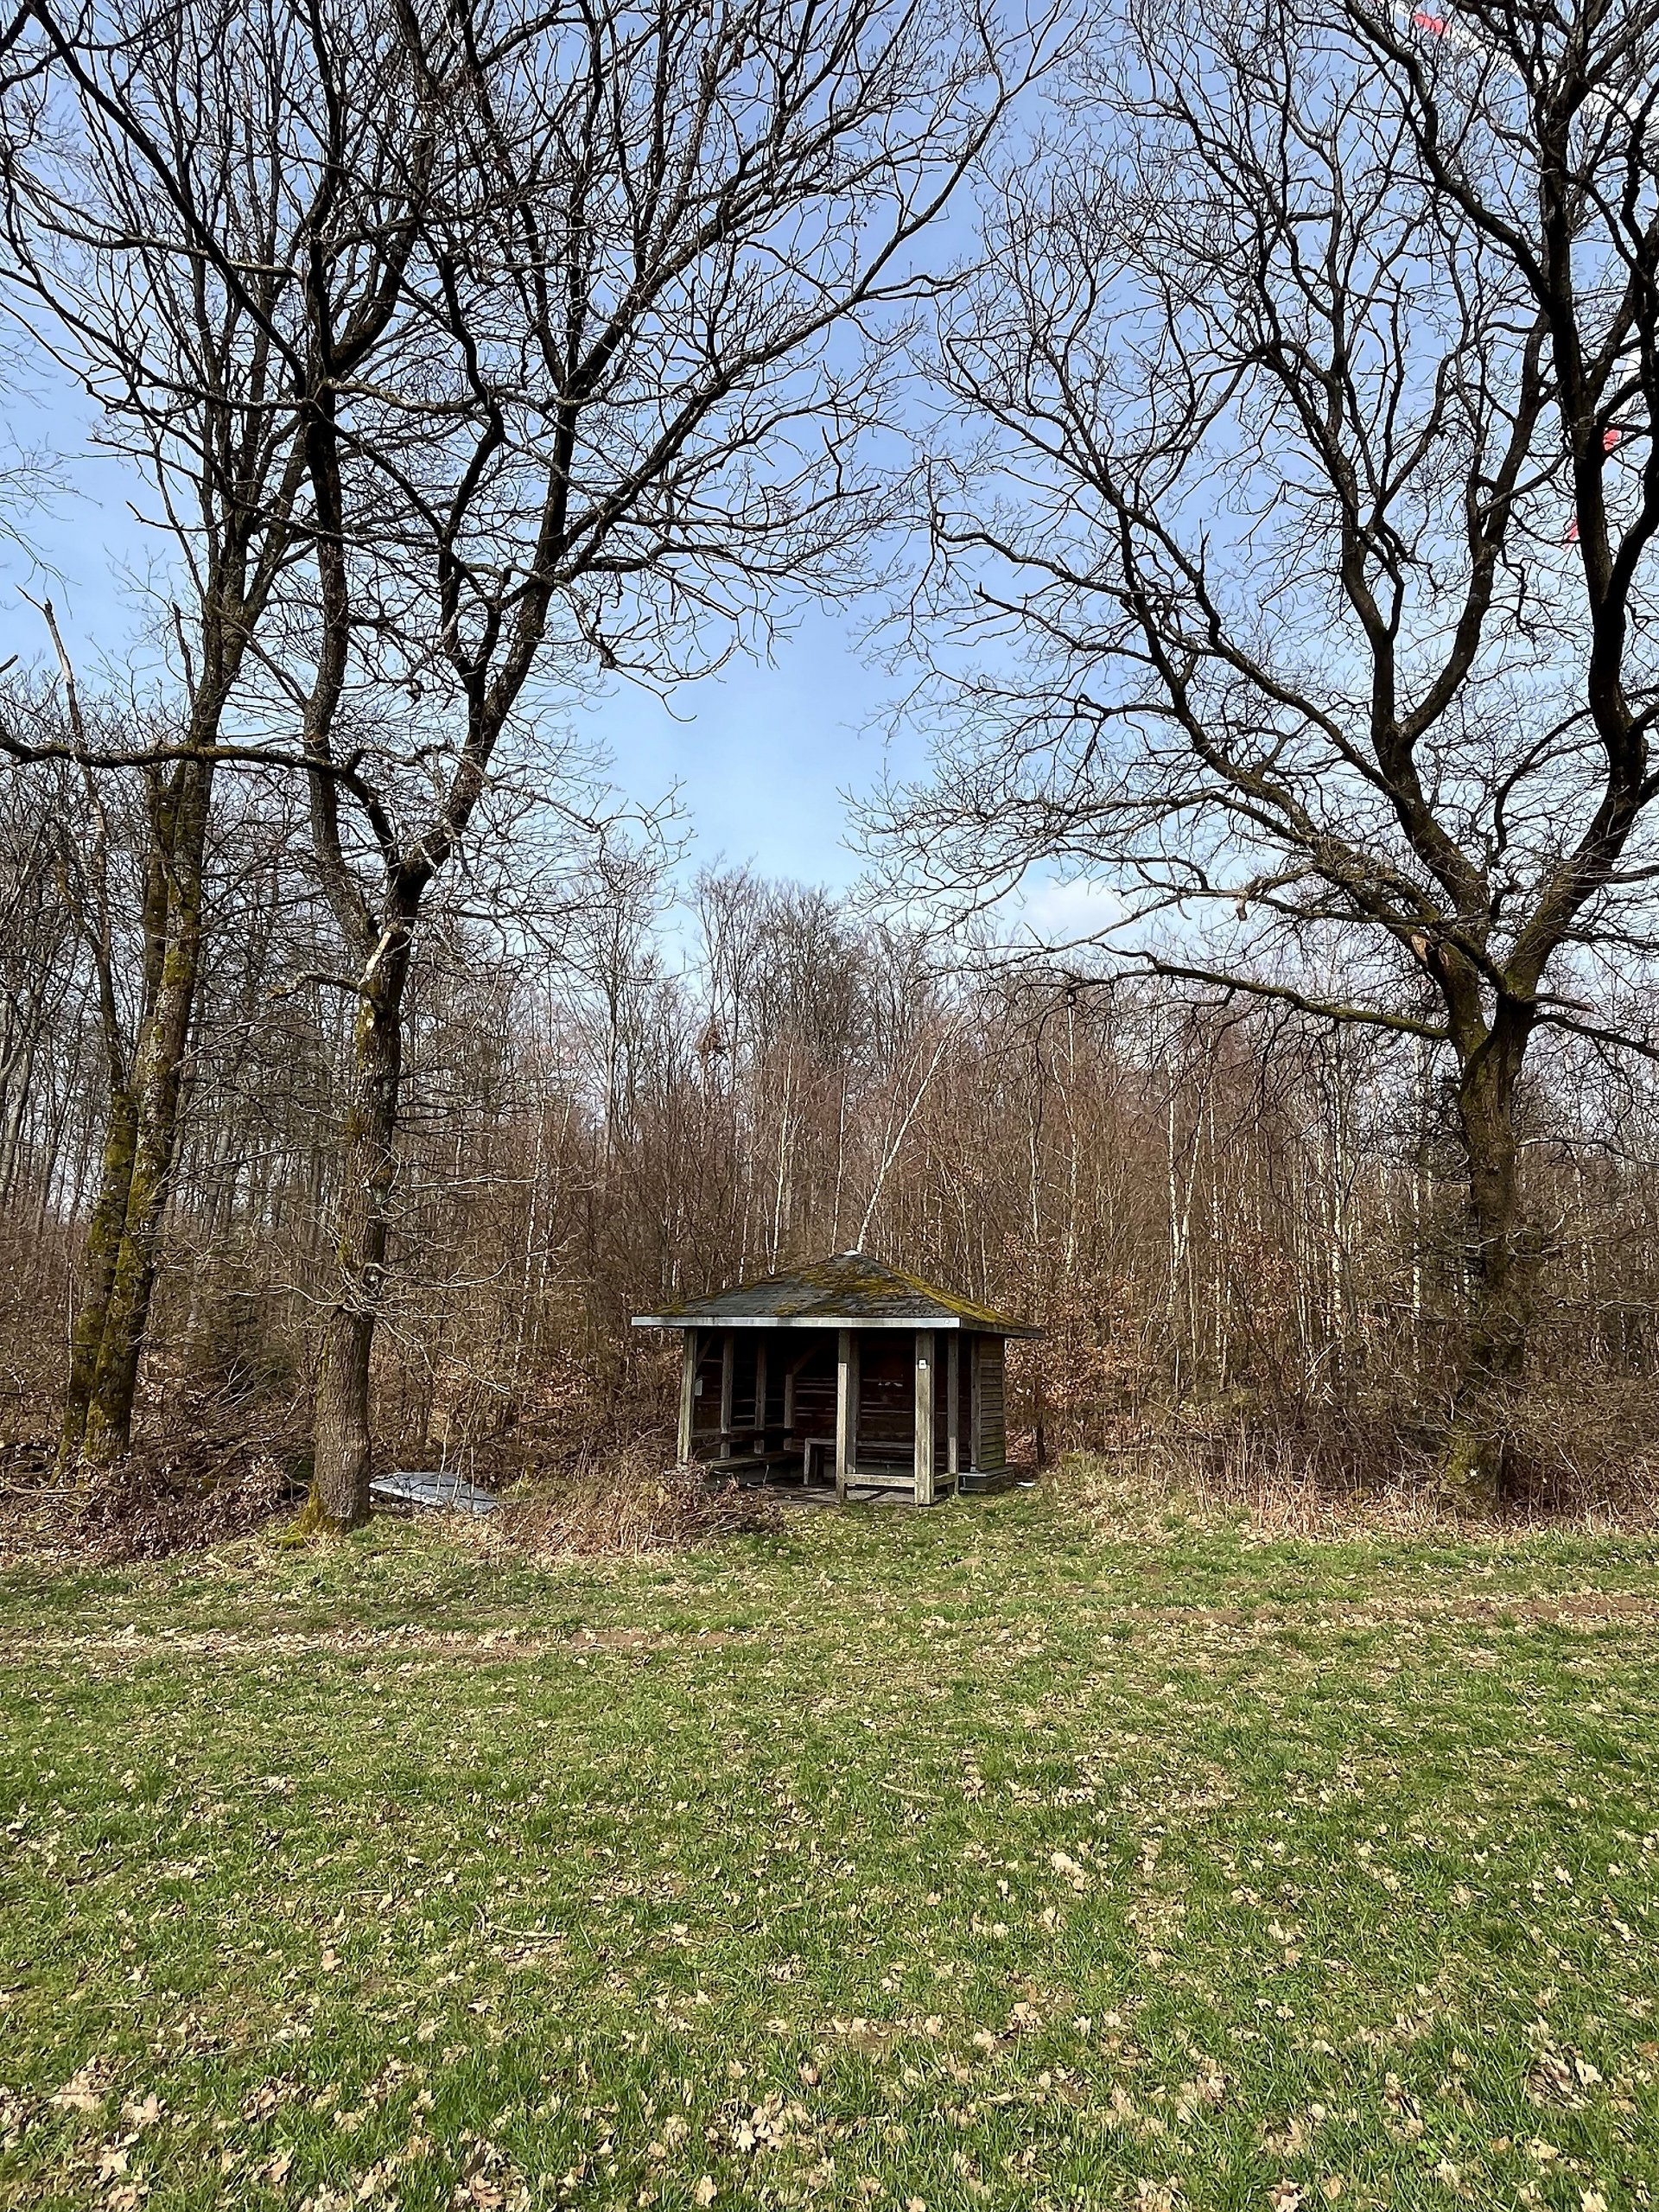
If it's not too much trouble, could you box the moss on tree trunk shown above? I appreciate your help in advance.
[60,755,214,1471]
[58,1090,138,1467]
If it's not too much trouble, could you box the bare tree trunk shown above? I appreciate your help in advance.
[1411,1036,1427,1395]
[59,1085,138,1461]
[308,950,407,1529]
[75,754,213,1465]
[0,1033,36,1203]
[1440,1029,1535,1510]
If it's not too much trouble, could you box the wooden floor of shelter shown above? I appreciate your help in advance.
[699,1462,1030,1506]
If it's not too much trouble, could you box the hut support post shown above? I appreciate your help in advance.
[969,1333,982,1473]
[719,1332,735,1457]
[914,1330,935,1505]
[946,1333,960,1487]
[753,1339,768,1452]
[677,1329,699,1465]
[836,1329,855,1502]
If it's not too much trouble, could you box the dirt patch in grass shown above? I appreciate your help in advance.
[10,1586,1658,1673]
[0,1621,757,1665]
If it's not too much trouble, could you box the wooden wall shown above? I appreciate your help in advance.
[688,1329,836,1456]
[854,1336,913,1470]
[971,1334,1007,1472]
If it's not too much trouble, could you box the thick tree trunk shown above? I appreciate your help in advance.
[58,1086,139,1465]
[1440,1033,1537,1511]
[73,757,214,1468]
[308,965,405,1530]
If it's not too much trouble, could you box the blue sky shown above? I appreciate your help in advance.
[569,606,906,893]
[7,383,1109,942]
[7,389,919,898]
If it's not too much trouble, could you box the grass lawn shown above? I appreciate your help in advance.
[3,1477,1658,2211]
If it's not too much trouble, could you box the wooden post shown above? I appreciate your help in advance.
[677,1329,699,1465]
[719,1332,735,1458]
[946,1332,960,1487]
[969,1332,982,1474]
[835,1329,855,1502]
[913,1330,935,1506]
[753,1338,768,1452]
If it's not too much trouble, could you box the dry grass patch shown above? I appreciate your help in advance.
[497,1433,780,1558]
[1061,1391,1659,1541]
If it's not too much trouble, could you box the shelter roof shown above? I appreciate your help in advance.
[632,1251,1043,1336]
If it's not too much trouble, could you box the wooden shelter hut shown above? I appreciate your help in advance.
[632,1251,1043,1505]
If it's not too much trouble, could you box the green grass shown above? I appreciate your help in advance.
[3,1484,1658,2210]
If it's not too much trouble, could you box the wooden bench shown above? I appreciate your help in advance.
[706,1449,806,1484]
[707,1442,832,1488]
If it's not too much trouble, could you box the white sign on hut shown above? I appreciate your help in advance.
[632,1251,1042,1505]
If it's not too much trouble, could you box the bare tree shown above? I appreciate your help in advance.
[0,0,434,1462]
[286,0,1051,1526]
[871,0,1659,1501]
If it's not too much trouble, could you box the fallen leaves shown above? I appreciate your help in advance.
[450,2135,529,2212]
[51,2063,107,2113]
[8,1514,1659,2212]
[1529,2047,1603,2105]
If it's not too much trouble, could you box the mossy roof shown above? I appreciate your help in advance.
[631,1251,1043,1336]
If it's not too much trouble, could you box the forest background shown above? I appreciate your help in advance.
[6,0,1659,1529]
